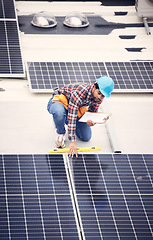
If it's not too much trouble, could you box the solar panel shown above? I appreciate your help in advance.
[105,62,153,91]
[71,154,153,240]
[1,154,153,240]
[0,154,80,240]
[0,0,25,77]
[27,62,107,92]
[27,61,153,93]
[0,0,16,19]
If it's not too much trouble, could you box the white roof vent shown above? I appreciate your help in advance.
[63,12,89,28]
[31,11,57,28]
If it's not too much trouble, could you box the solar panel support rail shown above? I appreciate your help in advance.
[65,155,86,240]
[64,155,84,240]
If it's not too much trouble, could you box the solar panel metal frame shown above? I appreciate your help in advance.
[0,0,25,78]
[26,61,153,93]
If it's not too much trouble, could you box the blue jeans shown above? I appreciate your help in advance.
[47,98,91,141]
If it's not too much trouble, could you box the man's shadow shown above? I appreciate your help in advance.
[70,154,109,208]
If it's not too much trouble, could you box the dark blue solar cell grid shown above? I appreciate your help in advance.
[0,0,16,19]
[141,195,153,228]
[0,154,70,195]
[0,21,20,45]
[7,196,27,239]
[1,154,153,240]
[73,154,153,195]
[27,61,153,92]
[0,0,25,77]
[72,154,153,240]
[27,62,107,91]
[0,154,79,240]
[125,195,153,240]
[105,62,153,90]
[0,156,5,194]
[47,154,70,194]
[77,194,119,240]
[0,201,9,239]
[0,21,25,76]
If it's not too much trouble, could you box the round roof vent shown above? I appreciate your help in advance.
[31,11,57,28]
[63,12,89,28]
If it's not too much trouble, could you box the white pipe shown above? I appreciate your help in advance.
[143,17,151,35]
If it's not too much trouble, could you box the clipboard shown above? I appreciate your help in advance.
[79,112,112,124]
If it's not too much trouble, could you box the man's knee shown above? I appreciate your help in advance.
[52,111,65,122]
[76,124,92,141]
[81,132,92,142]
[50,102,65,115]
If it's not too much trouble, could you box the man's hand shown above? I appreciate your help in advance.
[68,141,78,158]
[87,120,96,127]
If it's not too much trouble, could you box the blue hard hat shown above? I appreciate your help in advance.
[96,76,114,98]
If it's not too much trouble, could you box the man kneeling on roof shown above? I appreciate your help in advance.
[47,76,114,158]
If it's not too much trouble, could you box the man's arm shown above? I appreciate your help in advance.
[67,91,81,157]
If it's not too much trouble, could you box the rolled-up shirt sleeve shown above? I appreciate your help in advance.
[67,91,81,141]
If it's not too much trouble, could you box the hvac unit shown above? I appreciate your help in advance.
[135,0,153,18]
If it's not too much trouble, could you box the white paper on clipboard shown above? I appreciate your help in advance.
[79,112,111,124]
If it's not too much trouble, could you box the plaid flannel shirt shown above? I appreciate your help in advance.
[58,83,103,141]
